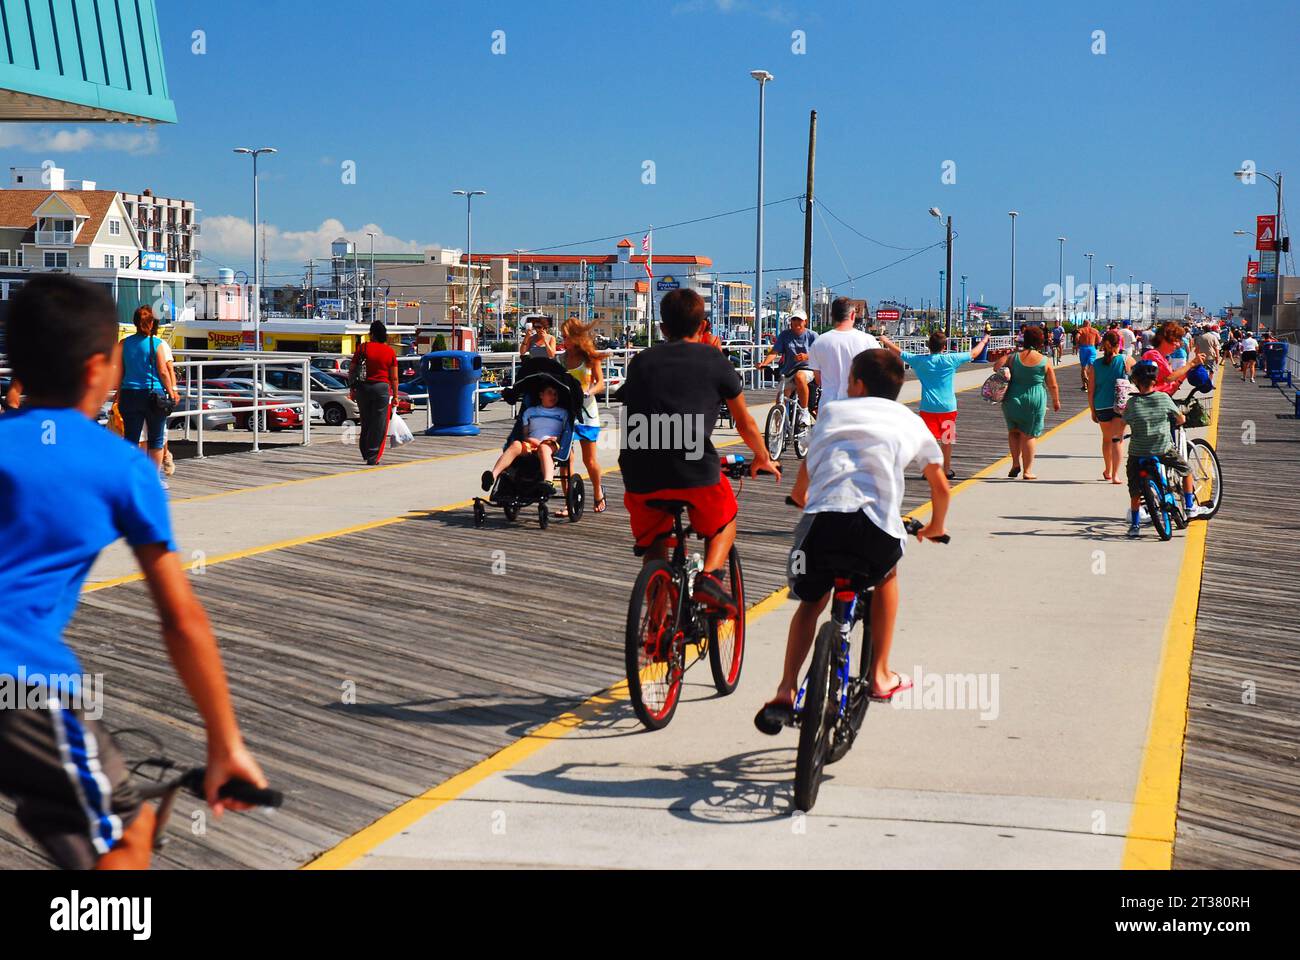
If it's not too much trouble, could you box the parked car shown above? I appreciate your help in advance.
[311,356,351,377]
[167,393,236,431]
[200,379,320,430]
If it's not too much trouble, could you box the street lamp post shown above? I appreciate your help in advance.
[1008,211,1018,336]
[1234,168,1284,332]
[453,189,487,341]
[1105,264,1115,323]
[751,69,773,346]
[1128,274,1134,324]
[233,146,277,351]
[1057,237,1066,325]
[1083,252,1094,322]
[366,231,376,322]
[930,207,953,335]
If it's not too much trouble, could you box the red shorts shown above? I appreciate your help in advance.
[624,476,739,555]
[919,410,957,443]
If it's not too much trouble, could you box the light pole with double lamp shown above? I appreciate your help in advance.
[930,207,953,336]
[1234,168,1284,332]
[233,146,277,351]
[1083,252,1095,322]
[1008,211,1019,336]
[453,189,487,339]
[751,69,773,346]
[1056,237,1066,326]
[1105,263,1115,322]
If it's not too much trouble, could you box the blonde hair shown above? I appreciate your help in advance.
[562,317,601,369]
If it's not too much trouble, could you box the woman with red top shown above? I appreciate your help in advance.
[1141,321,1202,397]
[349,320,400,464]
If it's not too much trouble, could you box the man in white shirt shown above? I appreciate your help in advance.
[754,349,950,735]
[1119,324,1136,357]
[807,297,879,403]
[1240,333,1260,382]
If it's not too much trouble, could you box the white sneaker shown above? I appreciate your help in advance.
[158,476,169,491]
[1186,503,1210,519]
[1136,507,1150,524]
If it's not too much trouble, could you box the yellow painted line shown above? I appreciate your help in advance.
[1122,367,1225,869]
[171,446,494,505]
[303,583,791,871]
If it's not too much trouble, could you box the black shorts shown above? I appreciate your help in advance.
[1242,350,1258,364]
[1126,452,1189,497]
[787,510,903,602]
[0,687,141,869]
[1096,408,1118,423]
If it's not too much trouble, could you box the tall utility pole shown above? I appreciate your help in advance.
[1084,252,1094,321]
[367,231,376,322]
[1008,211,1019,336]
[1106,263,1115,322]
[305,260,314,318]
[960,275,968,334]
[233,147,276,350]
[453,189,487,338]
[1057,237,1067,325]
[751,70,773,344]
[802,109,817,324]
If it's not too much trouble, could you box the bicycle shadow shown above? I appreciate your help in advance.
[989,515,1131,540]
[503,747,801,824]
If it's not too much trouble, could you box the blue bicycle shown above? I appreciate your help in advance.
[790,513,948,812]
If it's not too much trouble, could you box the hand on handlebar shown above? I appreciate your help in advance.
[205,743,268,817]
[750,451,781,482]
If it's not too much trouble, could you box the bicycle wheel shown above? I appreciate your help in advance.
[1187,438,1223,519]
[1142,478,1173,541]
[625,560,684,730]
[707,546,745,694]
[765,403,787,461]
[794,621,839,812]
[828,602,874,765]
[794,417,811,460]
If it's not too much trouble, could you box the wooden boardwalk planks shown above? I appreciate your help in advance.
[0,378,1089,868]
[1173,372,1300,868]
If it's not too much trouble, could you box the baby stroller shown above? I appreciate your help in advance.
[473,356,586,530]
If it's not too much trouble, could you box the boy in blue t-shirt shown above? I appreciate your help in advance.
[0,275,267,869]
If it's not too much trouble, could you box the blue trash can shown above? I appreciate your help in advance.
[421,350,482,436]
[1261,341,1288,381]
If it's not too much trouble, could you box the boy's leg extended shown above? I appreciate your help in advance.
[775,594,830,705]
[867,569,901,692]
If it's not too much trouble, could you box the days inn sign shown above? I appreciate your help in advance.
[0,0,176,123]
[656,275,681,292]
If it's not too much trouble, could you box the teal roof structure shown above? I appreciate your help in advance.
[0,0,175,122]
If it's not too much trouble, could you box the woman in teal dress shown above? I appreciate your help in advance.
[993,325,1061,479]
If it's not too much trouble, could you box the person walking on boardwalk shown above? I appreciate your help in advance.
[880,328,989,481]
[1074,320,1101,392]
[1088,329,1134,484]
[520,315,558,359]
[994,324,1060,480]
[114,305,180,489]
[560,316,608,515]
[808,297,878,404]
[349,320,399,465]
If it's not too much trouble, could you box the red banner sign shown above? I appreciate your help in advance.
[1256,215,1276,251]
[876,309,901,321]
[1247,261,1260,285]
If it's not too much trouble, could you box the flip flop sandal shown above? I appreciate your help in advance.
[593,496,608,514]
[1008,466,1022,478]
[869,673,913,702]
[753,701,795,736]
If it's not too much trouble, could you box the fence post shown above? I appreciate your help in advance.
[302,357,311,447]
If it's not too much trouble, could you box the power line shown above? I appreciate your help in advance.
[816,197,932,251]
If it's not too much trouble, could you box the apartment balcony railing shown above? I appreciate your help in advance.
[35,230,75,245]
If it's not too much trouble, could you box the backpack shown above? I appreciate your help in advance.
[981,367,1010,403]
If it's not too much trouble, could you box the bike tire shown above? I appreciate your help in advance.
[707,546,745,694]
[794,621,839,812]
[794,420,811,459]
[1187,438,1223,519]
[625,560,684,730]
[828,606,874,766]
[1143,478,1173,541]
[764,404,787,461]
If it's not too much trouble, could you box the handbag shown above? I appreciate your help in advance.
[981,367,1011,403]
[1113,377,1133,413]
[146,336,177,416]
[347,344,369,388]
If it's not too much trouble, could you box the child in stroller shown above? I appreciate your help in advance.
[474,357,588,529]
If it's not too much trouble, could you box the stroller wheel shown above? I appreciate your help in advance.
[538,502,550,530]
[472,501,485,528]
[503,502,518,522]
[566,475,585,522]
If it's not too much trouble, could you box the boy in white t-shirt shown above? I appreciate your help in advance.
[807,297,879,403]
[754,349,951,734]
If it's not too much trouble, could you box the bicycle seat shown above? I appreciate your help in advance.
[646,499,690,513]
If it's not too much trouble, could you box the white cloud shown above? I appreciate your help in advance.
[0,124,159,156]
[201,216,439,265]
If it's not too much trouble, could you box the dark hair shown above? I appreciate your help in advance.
[369,320,387,342]
[132,304,156,331]
[1102,329,1120,360]
[1153,321,1183,347]
[831,297,853,324]
[1022,325,1045,350]
[659,288,706,339]
[5,274,118,405]
[927,331,946,353]
[849,348,904,401]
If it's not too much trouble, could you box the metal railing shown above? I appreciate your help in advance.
[171,351,316,456]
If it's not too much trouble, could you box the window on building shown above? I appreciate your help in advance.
[120,256,131,268]
[0,252,9,267]
[104,255,114,269]
[15,251,23,267]
[108,219,121,236]
[547,291,556,301]
[44,251,68,268]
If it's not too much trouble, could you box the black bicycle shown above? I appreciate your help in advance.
[780,507,949,812]
[624,457,750,730]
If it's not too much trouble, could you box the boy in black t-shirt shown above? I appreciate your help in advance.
[616,289,779,612]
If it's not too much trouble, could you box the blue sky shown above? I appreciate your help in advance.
[5,0,1296,311]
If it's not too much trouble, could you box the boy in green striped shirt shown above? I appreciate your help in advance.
[1123,361,1206,537]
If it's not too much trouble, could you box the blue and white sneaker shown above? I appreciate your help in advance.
[1126,524,1142,539]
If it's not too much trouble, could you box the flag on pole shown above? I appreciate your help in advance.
[641,229,653,278]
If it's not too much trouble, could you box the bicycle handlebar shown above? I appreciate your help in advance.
[137,766,283,808]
